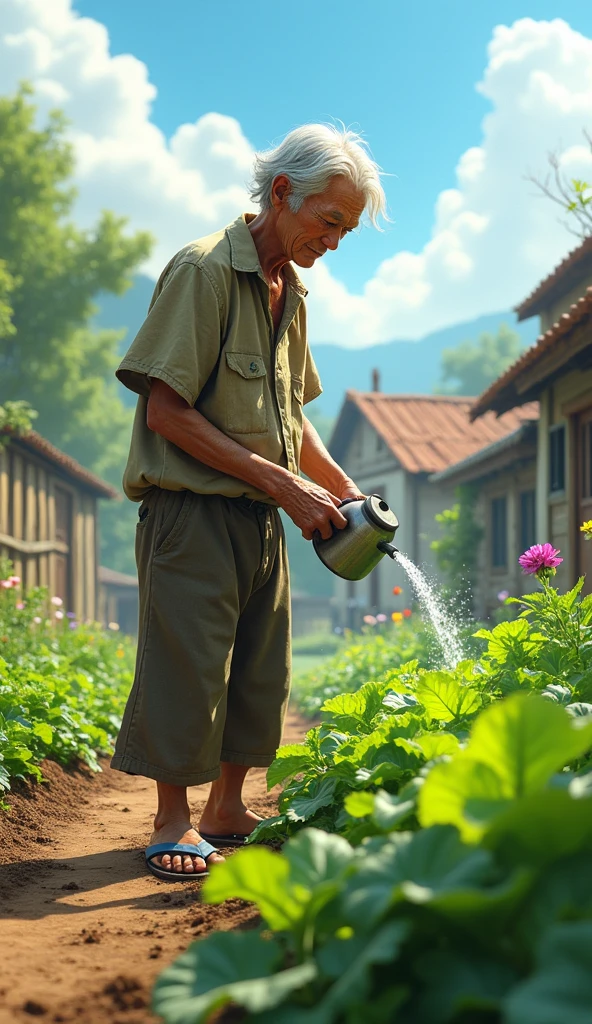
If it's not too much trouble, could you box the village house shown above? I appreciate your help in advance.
[0,428,118,623]
[328,380,538,627]
[470,236,592,599]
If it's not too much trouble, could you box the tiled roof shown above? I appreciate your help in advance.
[340,393,539,474]
[3,430,119,499]
[471,287,592,420]
[515,236,592,320]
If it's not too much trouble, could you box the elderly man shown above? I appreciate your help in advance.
[112,123,386,880]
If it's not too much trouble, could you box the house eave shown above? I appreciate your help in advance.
[429,421,538,485]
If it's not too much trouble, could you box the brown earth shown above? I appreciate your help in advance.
[0,710,307,1024]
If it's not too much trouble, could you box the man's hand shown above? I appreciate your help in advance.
[272,474,349,541]
[337,479,366,503]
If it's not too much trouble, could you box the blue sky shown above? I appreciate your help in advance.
[2,1,592,344]
[72,0,592,291]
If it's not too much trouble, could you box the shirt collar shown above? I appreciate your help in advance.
[226,214,308,298]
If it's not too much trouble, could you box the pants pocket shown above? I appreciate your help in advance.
[154,490,192,556]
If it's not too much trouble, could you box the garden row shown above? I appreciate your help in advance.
[0,561,135,804]
[154,555,592,1024]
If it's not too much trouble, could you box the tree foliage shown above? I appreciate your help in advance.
[431,485,484,615]
[0,85,153,572]
[436,323,523,397]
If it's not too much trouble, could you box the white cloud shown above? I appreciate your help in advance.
[0,0,255,275]
[1,4,592,345]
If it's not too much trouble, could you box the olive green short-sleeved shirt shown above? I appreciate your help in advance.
[117,214,323,503]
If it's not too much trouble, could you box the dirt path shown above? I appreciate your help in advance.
[0,711,307,1024]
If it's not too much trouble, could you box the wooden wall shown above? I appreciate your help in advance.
[0,441,98,621]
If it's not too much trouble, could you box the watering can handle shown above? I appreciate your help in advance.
[338,492,380,509]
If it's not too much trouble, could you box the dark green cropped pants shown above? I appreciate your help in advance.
[111,488,291,786]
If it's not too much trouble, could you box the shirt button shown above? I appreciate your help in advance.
[249,361,258,373]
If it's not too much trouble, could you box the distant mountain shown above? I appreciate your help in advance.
[94,275,539,415]
[310,312,539,418]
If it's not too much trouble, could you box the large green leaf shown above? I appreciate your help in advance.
[343,827,494,925]
[344,786,417,832]
[416,672,481,722]
[321,683,387,734]
[267,748,314,790]
[414,732,461,759]
[382,690,421,714]
[152,931,314,1024]
[503,922,592,1024]
[283,828,354,889]
[484,789,592,868]
[419,755,510,841]
[468,694,592,798]
[307,920,408,1023]
[473,619,544,665]
[413,948,518,1023]
[514,851,592,946]
[203,847,307,930]
[286,777,338,823]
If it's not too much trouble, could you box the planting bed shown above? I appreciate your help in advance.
[0,710,306,1024]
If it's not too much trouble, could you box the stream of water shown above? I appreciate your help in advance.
[394,551,465,668]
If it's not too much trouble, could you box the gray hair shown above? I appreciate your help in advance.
[249,123,387,227]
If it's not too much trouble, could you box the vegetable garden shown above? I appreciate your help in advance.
[3,543,592,1023]
[0,559,135,806]
[153,548,592,1024]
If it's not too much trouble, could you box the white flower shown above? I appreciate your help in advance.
[108,621,120,631]
[54,610,64,620]
[33,616,42,624]
[51,595,64,606]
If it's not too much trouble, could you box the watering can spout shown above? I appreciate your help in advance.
[377,541,398,559]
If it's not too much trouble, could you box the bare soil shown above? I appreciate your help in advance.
[0,710,307,1024]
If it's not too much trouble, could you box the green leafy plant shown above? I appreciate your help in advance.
[153,695,592,1024]
[0,564,134,803]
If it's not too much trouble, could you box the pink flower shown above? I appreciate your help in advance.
[518,543,563,576]
[0,580,12,589]
[376,613,387,622]
[363,615,377,625]
[9,576,20,585]
[16,602,25,610]
[51,596,63,607]
[497,590,510,602]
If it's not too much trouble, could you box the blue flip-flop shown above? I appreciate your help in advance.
[145,840,220,882]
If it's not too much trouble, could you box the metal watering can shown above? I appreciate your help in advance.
[313,494,399,581]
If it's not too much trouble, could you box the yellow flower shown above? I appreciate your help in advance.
[116,647,125,659]
[580,520,592,541]
[391,611,403,623]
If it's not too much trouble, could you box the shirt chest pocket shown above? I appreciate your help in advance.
[225,352,268,434]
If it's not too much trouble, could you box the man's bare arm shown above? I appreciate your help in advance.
[299,416,364,502]
[147,379,348,540]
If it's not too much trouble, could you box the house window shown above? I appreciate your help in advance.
[549,425,566,493]
[519,490,536,552]
[491,496,507,568]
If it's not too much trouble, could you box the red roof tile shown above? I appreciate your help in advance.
[343,393,539,474]
[516,236,592,320]
[3,429,119,499]
[471,287,592,420]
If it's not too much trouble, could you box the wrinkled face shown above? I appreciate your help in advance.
[273,174,365,267]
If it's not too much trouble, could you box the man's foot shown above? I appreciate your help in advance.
[198,806,263,840]
[148,822,225,875]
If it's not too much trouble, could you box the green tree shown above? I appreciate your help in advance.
[0,85,153,574]
[435,323,523,396]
